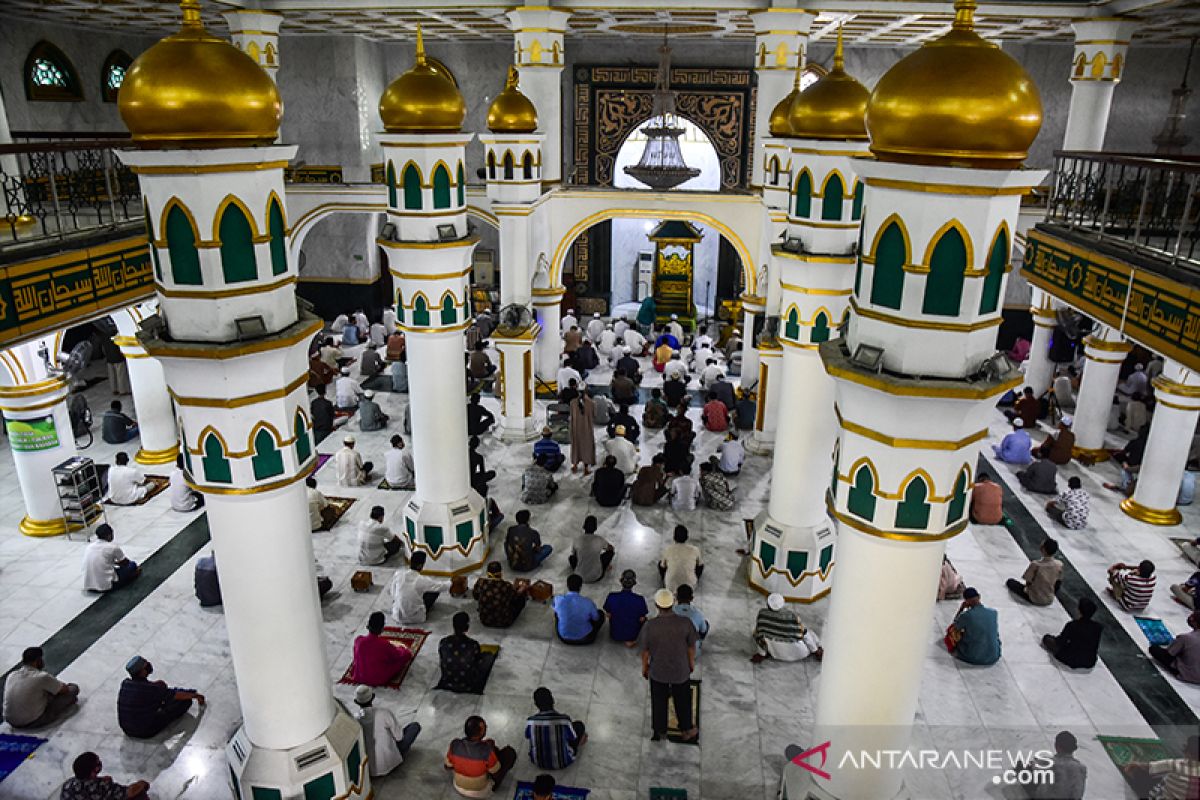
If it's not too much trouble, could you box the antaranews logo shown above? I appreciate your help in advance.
[790,743,1055,786]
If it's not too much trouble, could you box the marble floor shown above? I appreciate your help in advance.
[1,338,1198,800]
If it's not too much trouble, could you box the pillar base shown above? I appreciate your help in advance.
[1071,445,1111,464]
[748,512,835,603]
[1120,497,1183,526]
[19,515,68,538]
[402,490,490,575]
[135,443,180,466]
[747,434,775,455]
[228,703,369,800]
[498,413,543,443]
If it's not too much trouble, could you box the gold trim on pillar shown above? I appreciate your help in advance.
[135,443,181,466]
[1071,445,1111,463]
[754,362,769,431]
[170,374,309,409]
[836,409,988,451]
[1084,336,1131,353]
[1120,497,1183,526]
[1153,376,1200,399]
[0,376,67,399]
[20,515,69,537]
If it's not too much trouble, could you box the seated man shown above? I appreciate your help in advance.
[61,752,149,800]
[194,552,221,607]
[335,367,363,411]
[357,390,389,432]
[611,370,638,406]
[604,569,649,647]
[383,435,416,490]
[630,455,669,506]
[2,646,79,729]
[569,515,614,583]
[311,384,336,443]
[101,401,138,444]
[505,509,552,572]
[699,460,735,511]
[117,656,204,739]
[385,330,406,361]
[358,505,404,566]
[473,562,528,628]
[306,477,337,531]
[948,588,1002,666]
[607,405,641,444]
[591,455,627,507]
[1033,416,1075,465]
[438,613,493,694]
[1016,455,1058,495]
[718,431,745,475]
[521,456,559,505]
[1042,597,1103,669]
[389,551,452,625]
[1005,386,1041,428]
[733,389,756,431]
[663,373,688,408]
[467,393,496,437]
[390,355,409,393]
[660,525,703,594]
[335,436,373,486]
[1171,571,1200,610]
[1046,476,1090,530]
[605,427,638,475]
[525,687,586,770]
[710,376,736,412]
[309,353,338,388]
[970,472,1004,524]
[168,454,203,512]
[351,611,414,687]
[552,574,604,645]
[107,452,151,505]
[353,684,420,778]
[1149,611,1200,683]
[642,388,669,429]
[359,343,385,379]
[83,524,140,592]
[750,593,822,663]
[1006,538,1063,606]
[468,342,496,381]
[701,392,730,432]
[532,426,565,472]
[445,715,517,797]
[669,468,702,512]
[1108,560,1156,612]
[992,419,1033,465]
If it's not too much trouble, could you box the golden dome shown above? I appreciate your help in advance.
[119,0,281,146]
[865,0,1043,169]
[768,64,804,137]
[488,66,538,133]
[380,26,466,134]
[789,29,869,141]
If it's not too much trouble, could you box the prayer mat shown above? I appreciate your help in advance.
[337,627,429,689]
[0,733,47,784]
[666,680,701,745]
[1135,616,1174,647]
[104,474,169,506]
[1098,735,1174,785]
[434,644,500,695]
[321,496,355,529]
[649,790,687,800]
[513,781,590,799]
[378,479,414,491]
[315,453,333,472]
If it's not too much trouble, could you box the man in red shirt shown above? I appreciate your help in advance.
[351,611,413,687]
[970,472,1004,525]
[701,393,729,432]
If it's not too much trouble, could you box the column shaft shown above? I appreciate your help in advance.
[408,331,472,503]
[114,335,179,464]
[0,372,77,536]
[739,307,760,390]
[1124,366,1200,524]
[534,293,564,390]
[767,348,836,527]
[1072,332,1130,457]
[749,345,782,453]
[1024,302,1056,397]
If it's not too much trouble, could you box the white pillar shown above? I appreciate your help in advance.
[0,339,78,536]
[1072,327,1130,459]
[113,304,179,466]
[1024,290,1057,397]
[748,342,782,454]
[1063,20,1136,151]
[409,331,472,504]
[739,303,761,391]
[533,288,564,392]
[223,10,282,84]
[507,8,570,187]
[1123,362,1200,525]
[494,326,541,442]
[749,10,814,187]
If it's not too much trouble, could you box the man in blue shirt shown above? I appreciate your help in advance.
[552,574,604,645]
[992,418,1033,465]
[673,584,710,658]
[604,569,649,647]
[532,427,565,472]
[951,587,1002,666]
[524,687,586,770]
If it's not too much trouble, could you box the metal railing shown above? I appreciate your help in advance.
[1047,150,1200,271]
[0,139,142,245]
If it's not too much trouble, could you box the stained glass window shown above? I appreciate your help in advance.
[102,51,132,103]
[33,58,66,87]
[25,42,81,101]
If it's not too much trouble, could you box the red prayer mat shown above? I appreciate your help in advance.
[338,627,429,690]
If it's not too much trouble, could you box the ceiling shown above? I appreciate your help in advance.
[7,0,1200,46]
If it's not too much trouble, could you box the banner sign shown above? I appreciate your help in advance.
[6,414,60,452]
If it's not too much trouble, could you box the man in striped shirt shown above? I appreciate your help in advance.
[1126,735,1200,800]
[1108,559,1157,612]
[524,687,587,770]
[750,593,823,663]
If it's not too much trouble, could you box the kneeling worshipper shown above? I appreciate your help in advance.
[604,569,649,647]
[750,593,823,663]
[473,561,529,628]
[992,418,1033,465]
[438,612,494,694]
[117,656,205,739]
[553,574,604,645]
[1041,597,1103,669]
[60,753,149,800]
[2,646,79,729]
[107,452,151,505]
[353,684,421,778]
[947,588,1002,666]
[168,454,203,512]
[351,611,414,687]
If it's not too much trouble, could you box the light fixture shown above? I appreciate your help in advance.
[851,343,884,372]
[234,315,267,341]
[622,30,701,191]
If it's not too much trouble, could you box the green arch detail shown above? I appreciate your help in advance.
[202,433,231,484]
[268,198,287,276]
[978,230,1008,315]
[922,227,967,317]
[251,428,284,480]
[165,204,202,286]
[869,221,906,310]
[847,466,876,522]
[794,172,812,218]
[218,203,257,284]
[821,174,844,221]
[432,164,452,209]
[402,164,422,210]
[896,477,931,530]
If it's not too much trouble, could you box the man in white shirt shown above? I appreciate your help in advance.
[168,455,203,512]
[319,337,343,369]
[384,434,416,490]
[663,353,689,384]
[613,317,630,339]
[358,505,404,565]
[3,646,79,729]
[718,432,746,475]
[597,325,618,356]
[107,452,150,506]
[331,313,349,335]
[382,306,398,334]
[667,314,684,345]
[353,684,420,777]
[353,309,370,339]
[369,322,387,348]
[586,312,606,343]
[623,326,647,356]
[669,469,703,512]
[389,551,452,624]
[605,428,638,475]
[699,359,724,390]
[83,524,139,592]
[659,524,703,594]
[557,359,583,393]
[306,477,335,531]
[335,435,373,486]
[561,309,578,335]
[335,368,363,410]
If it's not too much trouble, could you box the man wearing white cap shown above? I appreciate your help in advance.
[353,684,421,777]
[335,366,362,411]
[605,426,638,476]
[638,588,698,742]
[598,324,617,356]
[992,417,1033,465]
[358,389,389,432]
[750,594,823,664]
[1034,415,1075,465]
[667,314,684,346]
[336,435,373,486]
[586,312,605,343]
[561,308,578,335]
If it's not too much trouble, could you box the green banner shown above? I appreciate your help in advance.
[1023,228,1200,372]
[6,414,60,452]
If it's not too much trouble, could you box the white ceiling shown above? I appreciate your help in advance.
[7,0,1200,45]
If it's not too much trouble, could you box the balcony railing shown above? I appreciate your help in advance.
[1047,150,1200,272]
[0,139,142,246]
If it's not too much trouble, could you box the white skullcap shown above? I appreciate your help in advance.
[767,593,786,611]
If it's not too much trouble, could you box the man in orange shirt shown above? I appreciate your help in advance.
[444,715,517,797]
[970,472,1004,525]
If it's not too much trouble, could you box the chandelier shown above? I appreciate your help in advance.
[623,33,700,191]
